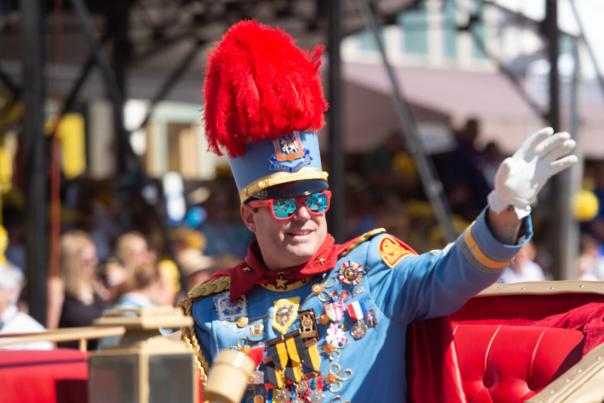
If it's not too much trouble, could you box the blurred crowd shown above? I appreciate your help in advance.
[2,118,604,349]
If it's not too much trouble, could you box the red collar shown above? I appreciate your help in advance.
[228,234,339,301]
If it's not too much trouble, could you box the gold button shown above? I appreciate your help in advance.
[236,316,249,328]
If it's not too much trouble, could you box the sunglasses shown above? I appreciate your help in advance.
[247,190,332,220]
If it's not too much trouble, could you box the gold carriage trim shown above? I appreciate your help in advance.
[463,223,509,271]
[339,228,386,258]
[187,275,231,300]
[239,168,329,202]
[178,298,210,384]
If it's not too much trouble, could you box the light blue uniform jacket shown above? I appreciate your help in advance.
[190,210,531,402]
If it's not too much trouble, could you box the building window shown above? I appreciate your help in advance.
[400,4,428,56]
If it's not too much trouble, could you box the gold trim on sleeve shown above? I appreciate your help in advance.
[462,224,509,270]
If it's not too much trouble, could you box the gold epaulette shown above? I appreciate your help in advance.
[339,228,387,258]
[187,275,231,301]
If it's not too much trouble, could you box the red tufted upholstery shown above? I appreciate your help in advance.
[452,325,584,402]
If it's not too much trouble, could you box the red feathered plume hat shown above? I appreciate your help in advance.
[203,21,329,202]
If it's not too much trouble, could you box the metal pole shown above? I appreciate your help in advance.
[545,0,571,280]
[564,37,582,281]
[327,0,346,242]
[357,0,456,242]
[21,0,48,324]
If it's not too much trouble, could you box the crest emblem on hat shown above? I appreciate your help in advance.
[269,132,312,173]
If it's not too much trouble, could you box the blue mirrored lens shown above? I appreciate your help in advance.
[305,193,328,213]
[272,198,297,218]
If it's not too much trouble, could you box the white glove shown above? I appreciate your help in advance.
[487,127,578,218]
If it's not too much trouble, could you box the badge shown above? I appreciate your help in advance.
[214,292,247,321]
[298,309,319,341]
[248,319,265,342]
[346,300,366,321]
[378,236,414,268]
[269,132,312,173]
[351,320,367,340]
[272,297,300,334]
[318,314,330,325]
[324,301,345,323]
[339,290,350,301]
[337,261,365,286]
[325,323,348,349]
[365,309,378,328]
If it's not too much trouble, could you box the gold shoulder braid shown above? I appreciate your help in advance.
[179,275,231,384]
[339,228,386,258]
[187,275,231,300]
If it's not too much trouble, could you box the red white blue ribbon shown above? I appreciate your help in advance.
[346,300,366,321]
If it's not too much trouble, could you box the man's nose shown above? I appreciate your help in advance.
[292,203,311,220]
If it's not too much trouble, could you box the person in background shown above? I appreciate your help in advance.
[497,241,546,283]
[0,262,53,350]
[113,261,162,310]
[115,232,155,272]
[577,235,601,281]
[51,231,108,349]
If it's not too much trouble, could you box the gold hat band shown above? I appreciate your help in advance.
[239,168,329,202]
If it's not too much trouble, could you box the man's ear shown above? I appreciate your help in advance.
[240,203,256,233]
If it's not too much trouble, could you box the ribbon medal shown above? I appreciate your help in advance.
[346,300,366,321]
[324,300,345,323]
[248,319,265,342]
[337,261,365,286]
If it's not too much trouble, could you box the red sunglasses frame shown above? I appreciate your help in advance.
[247,190,332,220]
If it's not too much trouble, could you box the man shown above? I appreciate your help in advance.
[180,21,577,401]
[0,262,53,350]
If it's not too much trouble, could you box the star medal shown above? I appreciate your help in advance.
[325,323,348,349]
[351,320,367,340]
[337,261,365,286]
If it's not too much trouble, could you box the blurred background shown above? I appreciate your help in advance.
[1,0,604,336]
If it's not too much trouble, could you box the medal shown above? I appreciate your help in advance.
[272,297,300,334]
[351,320,367,340]
[325,323,348,348]
[312,283,324,295]
[346,300,366,321]
[248,319,264,341]
[365,309,378,328]
[324,301,345,323]
[337,261,365,286]
[298,309,319,341]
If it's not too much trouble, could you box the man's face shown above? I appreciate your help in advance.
[241,198,328,270]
